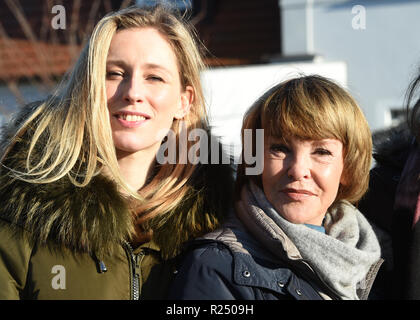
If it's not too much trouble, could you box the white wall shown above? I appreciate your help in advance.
[202,60,347,157]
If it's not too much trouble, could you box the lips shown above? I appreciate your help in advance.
[281,188,316,201]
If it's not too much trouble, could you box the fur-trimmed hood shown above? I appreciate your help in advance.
[0,102,234,260]
[371,122,414,169]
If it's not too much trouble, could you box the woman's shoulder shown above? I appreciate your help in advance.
[0,216,32,245]
[0,218,35,299]
[180,213,276,270]
[176,217,249,270]
[0,217,34,269]
[182,225,239,263]
[180,237,235,272]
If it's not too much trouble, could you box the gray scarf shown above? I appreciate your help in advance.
[235,182,382,300]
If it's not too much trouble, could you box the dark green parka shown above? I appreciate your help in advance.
[0,102,234,300]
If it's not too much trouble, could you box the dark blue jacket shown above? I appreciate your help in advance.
[168,215,329,300]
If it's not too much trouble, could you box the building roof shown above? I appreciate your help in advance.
[0,38,79,80]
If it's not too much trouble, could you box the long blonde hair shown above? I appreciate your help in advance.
[2,5,208,229]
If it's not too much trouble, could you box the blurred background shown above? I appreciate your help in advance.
[1,0,420,156]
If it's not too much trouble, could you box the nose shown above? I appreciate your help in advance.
[123,74,144,104]
[287,153,311,180]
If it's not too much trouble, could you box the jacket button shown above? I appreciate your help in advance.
[277,281,284,288]
[242,270,251,278]
[296,289,302,296]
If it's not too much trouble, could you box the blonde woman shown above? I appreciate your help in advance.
[169,75,383,300]
[0,5,233,299]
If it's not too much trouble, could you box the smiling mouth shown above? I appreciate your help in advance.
[113,111,150,128]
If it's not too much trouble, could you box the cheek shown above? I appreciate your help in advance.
[317,164,344,197]
[151,88,181,111]
[105,82,119,108]
[262,158,283,189]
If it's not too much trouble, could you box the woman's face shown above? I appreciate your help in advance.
[262,136,345,225]
[106,27,193,157]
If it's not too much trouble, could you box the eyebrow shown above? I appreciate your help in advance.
[106,60,173,75]
[144,63,172,73]
[311,139,342,148]
[106,59,128,68]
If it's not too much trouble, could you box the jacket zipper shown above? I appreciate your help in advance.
[124,241,144,300]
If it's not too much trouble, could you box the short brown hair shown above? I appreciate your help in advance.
[237,75,372,204]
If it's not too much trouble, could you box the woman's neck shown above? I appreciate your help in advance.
[116,148,158,194]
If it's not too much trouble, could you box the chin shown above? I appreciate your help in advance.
[114,146,143,156]
[282,215,307,224]
[114,140,145,153]
[116,139,164,155]
[276,206,312,224]
[113,134,152,153]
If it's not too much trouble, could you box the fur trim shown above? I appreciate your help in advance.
[0,173,133,259]
[0,102,234,260]
[372,122,413,168]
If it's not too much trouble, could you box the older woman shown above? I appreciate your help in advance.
[0,5,233,299]
[168,75,383,300]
